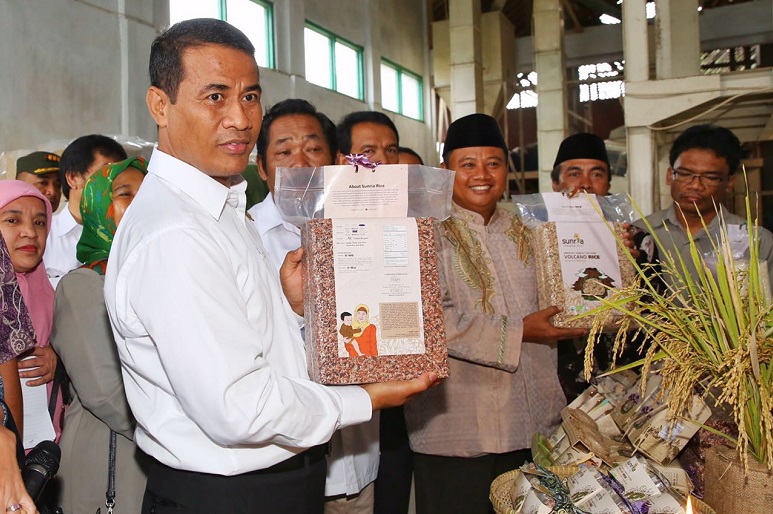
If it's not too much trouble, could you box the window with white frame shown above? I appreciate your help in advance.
[169,0,274,69]
[304,24,364,100]
[380,60,423,121]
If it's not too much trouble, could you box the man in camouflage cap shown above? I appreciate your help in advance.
[16,151,62,211]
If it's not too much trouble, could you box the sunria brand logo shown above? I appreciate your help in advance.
[561,232,584,245]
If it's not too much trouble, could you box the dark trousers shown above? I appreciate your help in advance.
[373,406,413,514]
[142,446,327,514]
[413,449,532,514]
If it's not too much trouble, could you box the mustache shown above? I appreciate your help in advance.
[217,131,255,144]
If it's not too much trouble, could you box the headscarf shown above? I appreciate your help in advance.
[77,157,148,275]
[350,304,371,332]
[0,232,35,365]
[0,181,54,349]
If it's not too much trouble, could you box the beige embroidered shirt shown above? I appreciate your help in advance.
[405,205,565,457]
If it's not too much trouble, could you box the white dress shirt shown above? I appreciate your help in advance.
[104,149,372,475]
[248,192,302,264]
[44,205,83,288]
[248,196,380,496]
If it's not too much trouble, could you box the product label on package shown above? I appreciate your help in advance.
[647,493,685,514]
[323,165,409,218]
[332,218,425,358]
[521,490,552,514]
[566,468,604,505]
[510,473,533,512]
[542,192,621,317]
[610,457,662,499]
[576,489,626,514]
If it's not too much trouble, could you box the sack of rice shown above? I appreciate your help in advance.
[513,192,636,329]
[275,162,454,383]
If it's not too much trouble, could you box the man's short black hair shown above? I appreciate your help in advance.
[257,99,337,169]
[669,124,744,175]
[59,135,127,199]
[398,147,424,165]
[336,111,399,155]
[150,18,255,104]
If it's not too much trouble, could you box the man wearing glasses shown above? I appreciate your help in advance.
[636,124,773,286]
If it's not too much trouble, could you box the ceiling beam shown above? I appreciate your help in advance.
[574,0,622,20]
[561,0,584,32]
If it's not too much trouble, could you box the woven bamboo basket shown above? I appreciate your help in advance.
[489,467,717,514]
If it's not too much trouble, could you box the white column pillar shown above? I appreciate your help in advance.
[623,0,649,82]
[533,0,567,192]
[655,0,700,79]
[627,127,657,214]
[449,0,484,118]
[363,0,381,110]
[623,0,655,213]
[273,0,305,79]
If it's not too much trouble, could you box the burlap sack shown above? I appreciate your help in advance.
[704,445,773,513]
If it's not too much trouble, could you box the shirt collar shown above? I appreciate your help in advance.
[53,204,79,235]
[664,203,727,237]
[452,202,505,227]
[147,149,247,221]
[250,193,301,237]
[251,193,282,234]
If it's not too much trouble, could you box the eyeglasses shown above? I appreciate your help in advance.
[671,168,727,187]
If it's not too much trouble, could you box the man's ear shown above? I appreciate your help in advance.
[440,162,447,170]
[65,171,83,190]
[146,86,170,128]
[725,173,737,193]
[336,152,348,165]
[257,159,269,182]
[551,181,561,192]
[665,167,674,186]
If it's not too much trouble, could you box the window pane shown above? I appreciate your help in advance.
[400,73,421,120]
[335,42,360,98]
[305,28,332,88]
[381,64,399,112]
[169,0,219,25]
[226,0,270,68]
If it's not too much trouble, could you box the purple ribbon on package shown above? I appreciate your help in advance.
[345,153,381,172]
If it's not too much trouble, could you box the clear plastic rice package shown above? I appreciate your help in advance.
[513,192,636,329]
[274,163,454,384]
[274,163,454,224]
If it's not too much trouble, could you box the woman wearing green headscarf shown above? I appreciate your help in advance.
[50,157,149,514]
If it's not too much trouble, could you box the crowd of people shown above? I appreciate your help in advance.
[0,16,771,514]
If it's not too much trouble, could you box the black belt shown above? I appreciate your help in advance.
[253,443,329,474]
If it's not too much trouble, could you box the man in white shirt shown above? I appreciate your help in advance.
[249,98,380,513]
[45,135,126,287]
[105,19,436,514]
